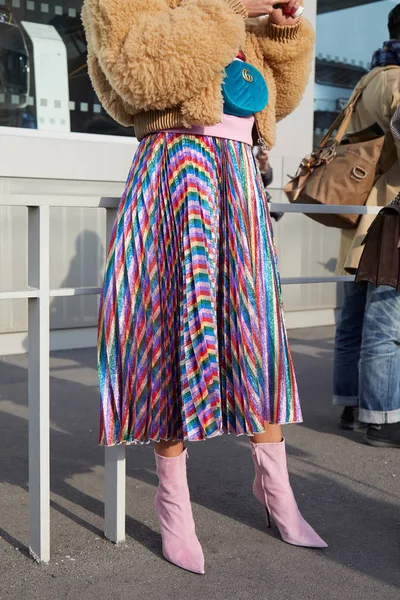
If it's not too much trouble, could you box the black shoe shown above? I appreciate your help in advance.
[339,407,367,431]
[364,423,400,448]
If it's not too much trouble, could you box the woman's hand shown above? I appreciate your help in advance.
[257,146,269,173]
[270,0,303,25]
[242,0,287,18]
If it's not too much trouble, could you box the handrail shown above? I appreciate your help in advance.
[268,203,381,215]
[0,194,379,562]
[0,194,383,214]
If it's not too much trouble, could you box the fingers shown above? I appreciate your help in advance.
[265,2,275,15]
[257,146,269,172]
[258,147,269,158]
[284,0,299,14]
[271,0,289,10]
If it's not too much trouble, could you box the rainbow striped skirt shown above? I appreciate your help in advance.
[98,132,302,445]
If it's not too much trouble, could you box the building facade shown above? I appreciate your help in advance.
[0,0,395,353]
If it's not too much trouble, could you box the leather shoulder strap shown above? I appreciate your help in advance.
[318,66,400,150]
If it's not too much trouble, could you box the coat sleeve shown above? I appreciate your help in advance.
[249,18,315,121]
[86,49,136,126]
[82,0,247,112]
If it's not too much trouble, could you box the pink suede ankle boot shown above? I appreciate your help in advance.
[154,449,205,574]
[251,439,328,548]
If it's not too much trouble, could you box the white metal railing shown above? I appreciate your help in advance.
[0,195,381,562]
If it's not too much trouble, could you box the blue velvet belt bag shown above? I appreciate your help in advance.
[222,60,269,117]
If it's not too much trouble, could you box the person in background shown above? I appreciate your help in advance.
[333,4,400,447]
[257,146,284,221]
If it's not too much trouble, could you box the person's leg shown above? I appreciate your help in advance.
[250,424,327,548]
[153,440,204,574]
[252,424,282,444]
[359,285,400,446]
[154,440,184,457]
[246,144,325,548]
[333,281,368,408]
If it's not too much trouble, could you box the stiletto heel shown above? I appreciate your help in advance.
[251,440,327,549]
[264,506,272,529]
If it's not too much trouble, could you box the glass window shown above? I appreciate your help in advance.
[314,0,394,146]
[0,0,132,135]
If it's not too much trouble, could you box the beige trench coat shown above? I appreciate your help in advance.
[336,67,400,276]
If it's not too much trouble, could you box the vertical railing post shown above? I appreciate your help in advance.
[104,446,126,543]
[104,206,126,543]
[28,205,50,562]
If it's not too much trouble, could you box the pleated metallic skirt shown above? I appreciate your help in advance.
[98,132,302,445]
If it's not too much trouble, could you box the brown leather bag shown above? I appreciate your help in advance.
[355,194,400,291]
[284,66,399,229]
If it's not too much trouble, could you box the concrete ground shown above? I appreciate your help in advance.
[0,326,399,600]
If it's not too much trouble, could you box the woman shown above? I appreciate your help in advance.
[82,0,327,574]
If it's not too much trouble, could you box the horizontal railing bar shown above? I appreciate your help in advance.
[281,275,354,285]
[0,195,120,209]
[0,195,383,216]
[49,286,102,297]
[0,279,356,301]
[0,278,355,303]
[0,288,40,300]
[269,203,381,215]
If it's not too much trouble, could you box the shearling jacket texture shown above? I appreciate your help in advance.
[81,0,315,147]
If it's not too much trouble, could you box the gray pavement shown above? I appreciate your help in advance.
[0,326,399,600]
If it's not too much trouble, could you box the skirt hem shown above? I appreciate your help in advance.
[99,420,304,447]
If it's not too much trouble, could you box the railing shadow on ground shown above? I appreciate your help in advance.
[1,342,399,589]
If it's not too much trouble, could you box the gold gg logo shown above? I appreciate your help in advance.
[242,69,253,83]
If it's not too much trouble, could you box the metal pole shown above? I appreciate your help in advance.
[104,445,126,543]
[103,207,126,543]
[28,205,50,562]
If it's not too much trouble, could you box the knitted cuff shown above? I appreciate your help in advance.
[265,20,301,42]
[224,0,248,20]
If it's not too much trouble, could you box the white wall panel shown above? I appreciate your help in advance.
[0,177,123,337]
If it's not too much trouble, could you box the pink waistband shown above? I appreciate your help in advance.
[166,113,255,145]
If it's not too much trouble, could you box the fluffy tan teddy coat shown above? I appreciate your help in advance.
[81,0,315,147]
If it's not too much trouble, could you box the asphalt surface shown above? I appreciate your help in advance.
[0,326,399,600]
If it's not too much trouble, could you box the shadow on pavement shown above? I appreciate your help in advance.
[0,334,399,589]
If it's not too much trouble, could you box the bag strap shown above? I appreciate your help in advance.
[241,50,271,151]
[318,65,400,150]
